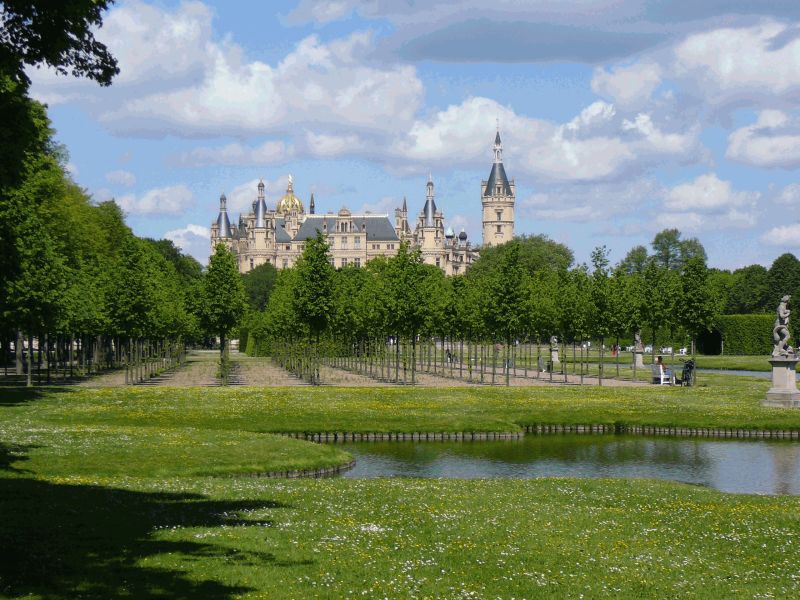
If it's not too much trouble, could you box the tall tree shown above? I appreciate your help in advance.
[651,228,706,271]
[293,231,335,341]
[767,253,800,309]
[727,264,769,314]
[202,244,247,360]
[679,256,717,355]
[241,261,278,312]
[618,245,649,275]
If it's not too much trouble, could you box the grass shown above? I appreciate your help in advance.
[3,472,800,598]
[5,374,800,435]
[3,377,800,597]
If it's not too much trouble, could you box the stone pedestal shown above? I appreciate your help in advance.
[763,358,800,408]
[633,351,644,369]
[550,348,560,366]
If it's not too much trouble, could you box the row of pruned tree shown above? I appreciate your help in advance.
[244,231,719,385]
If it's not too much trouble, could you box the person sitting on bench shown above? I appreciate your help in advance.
[653,355,672,385]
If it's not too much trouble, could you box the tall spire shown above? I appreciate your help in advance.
[216,193,232,238]
[423,174,436,227]
[255,179,267,227]
[310,192,315,215]
[494,126,503,163]
[402,196,407,213]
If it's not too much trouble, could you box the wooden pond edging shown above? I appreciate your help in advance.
[525,423,800,439]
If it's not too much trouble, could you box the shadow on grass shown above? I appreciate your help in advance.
[0,386,74,406]
[0,447,303,598]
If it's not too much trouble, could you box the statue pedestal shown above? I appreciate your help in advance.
[633,351,644,369]
[550,349,560,366]
[763,358,800,408]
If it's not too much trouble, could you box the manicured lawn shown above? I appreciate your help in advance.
[4,374,800,435]
[3,380,800,598]
[2,473,800,598]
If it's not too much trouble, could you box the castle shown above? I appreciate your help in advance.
[210,131,515,275]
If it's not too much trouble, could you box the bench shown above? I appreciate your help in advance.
[652,365,672,385]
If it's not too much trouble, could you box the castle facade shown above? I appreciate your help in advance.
[210,131,515,275]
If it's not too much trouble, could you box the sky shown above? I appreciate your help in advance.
[25,0,800,270]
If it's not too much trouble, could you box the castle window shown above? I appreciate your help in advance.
[355,236,360,247]
[355,258,361,267]
[436,258,441,267]
[341,258,348,267]
[282,259,288,269]
[496,225,502,233]
[342,236,348,249]
[286,244,291,251]
[496,210,502,221]
[250,259,254,270]
[497,185,501,195]
[329,258,334,266]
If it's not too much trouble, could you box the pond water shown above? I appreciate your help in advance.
[340,435,800,495]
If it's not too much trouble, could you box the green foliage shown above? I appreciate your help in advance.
[679,257,718,344]
[651,228,706,271]
[727,264,769,314]
[293,231,335,338]
[201,244,247,348]
[241,261,278,312]
[715,314,777,355]
[767,253,800,310]
[0,0,119,87]
[468,234,573,279]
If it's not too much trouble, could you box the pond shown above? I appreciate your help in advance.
[340,435,800,495]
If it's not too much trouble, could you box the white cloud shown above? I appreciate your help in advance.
[673,22,800,107]
[175,141,293,167]
[164,224,211,264]
[591,62,662,108]
[105,169,137,186]
[658,209,758,233]
[775,183,800,205]
[761,224,800,247]
[391,97,700,182]
[116,184,194,216]
[99,30,422,137]
[726,110,800,168]
[65,162,79,177]
[306,132,364,158]
[664,173,759,212]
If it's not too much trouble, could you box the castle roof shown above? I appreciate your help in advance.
[295,215,399,242]
[484,162,512,197]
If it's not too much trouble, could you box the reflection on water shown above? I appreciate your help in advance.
[341,435,800,495]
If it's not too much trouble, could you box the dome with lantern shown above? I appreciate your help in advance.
[276,174,304,214]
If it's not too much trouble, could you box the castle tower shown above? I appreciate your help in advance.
[481,129,515,247]
[255,179,267,227]
[417,175,445,268]
[210,193,235,254]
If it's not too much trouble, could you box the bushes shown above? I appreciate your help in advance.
[714,314,776,355]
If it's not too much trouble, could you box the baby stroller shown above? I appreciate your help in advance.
[675,358,695,387]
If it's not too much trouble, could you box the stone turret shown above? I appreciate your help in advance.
[481,128,515,247]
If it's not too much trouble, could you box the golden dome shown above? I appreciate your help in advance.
[277,175,304,214]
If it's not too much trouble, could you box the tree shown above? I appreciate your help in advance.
[679,257,717,355]
[1,0,119,87]
[202,244,247,360]
[727,264,769,314]
[241,262,278,312]
[293,232,335,340]
[618,245,649,275]
[469,234,573,279]
[651,228,706,271]
[767,253,800,310]
[589,246,612,382]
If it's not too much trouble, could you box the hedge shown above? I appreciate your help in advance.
[715,314,778,355]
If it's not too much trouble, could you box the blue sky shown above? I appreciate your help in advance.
[27,0,800,269]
